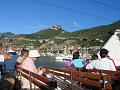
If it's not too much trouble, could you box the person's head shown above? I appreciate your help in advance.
[73,51,80,60]
[20,49,29,58]
[91,54,98,60]
[100,48,109,58]
[28,50,40,61]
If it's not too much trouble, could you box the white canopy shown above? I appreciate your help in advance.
[102,29,120,66]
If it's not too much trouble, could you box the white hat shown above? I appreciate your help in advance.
[28,50,40,57]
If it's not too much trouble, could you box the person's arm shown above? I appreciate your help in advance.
[86,61,95,69]
[15,56,22,68]
[38,67,46,75]
[0,50,11,60]
[14,62,21,69]
[109,60,116,71]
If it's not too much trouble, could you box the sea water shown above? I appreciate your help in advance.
[35,56,65,68]
[4,55,65,70]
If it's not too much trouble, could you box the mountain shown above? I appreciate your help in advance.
[13,27,69,39]
[0,32,14,40]
[1,20,120,47]
[11,20,120,40]
[69,20,120,45]
[34,28,69,39]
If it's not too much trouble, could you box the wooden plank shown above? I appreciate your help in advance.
[46,66,71,74]
[30,71,49,84]
[72,71,101,80]
[73,77,102,87]
[48,70,71,79]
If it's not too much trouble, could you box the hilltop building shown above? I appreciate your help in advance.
[51,24,61,30]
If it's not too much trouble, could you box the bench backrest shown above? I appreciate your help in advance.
[64,66,120,81]
[45,66,112,90]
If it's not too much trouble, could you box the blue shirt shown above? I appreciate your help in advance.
[72,59,83,68]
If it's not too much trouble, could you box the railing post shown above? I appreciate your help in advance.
[29,71,32,90]
[48,67,56,90]
[20,66,22,81]
[33,75,35,90]
[78,68,83,88]
[18,66,22,89]
[52,67,55,80]
[64,70,67,83]
[70,70,73,90]
[99,70,104,90]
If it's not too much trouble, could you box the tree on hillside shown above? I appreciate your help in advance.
[34,39,42,49]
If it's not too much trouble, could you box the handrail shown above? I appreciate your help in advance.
[16,66,57,90]
[17,66,113,90]
[45,66,71,74]
[46,66,112,90]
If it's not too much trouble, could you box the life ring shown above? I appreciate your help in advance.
[0,51,12,61]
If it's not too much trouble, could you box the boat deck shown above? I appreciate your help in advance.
[1,64,120,90]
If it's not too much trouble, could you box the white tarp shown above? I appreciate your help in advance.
[102,29,120,66]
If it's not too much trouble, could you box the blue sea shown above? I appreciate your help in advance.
[4,55,65,70]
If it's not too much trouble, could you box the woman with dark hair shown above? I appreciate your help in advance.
[91,54,98,60]
[64,51,84,68]
[72,51,84,68]
[73,51,80,60]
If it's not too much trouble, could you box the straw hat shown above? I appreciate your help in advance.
[28,50,40,57]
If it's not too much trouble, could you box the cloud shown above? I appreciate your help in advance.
[72,21,80,27]
[72,21,77,25]
[72,21,84,29]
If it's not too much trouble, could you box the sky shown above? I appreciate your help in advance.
[0,0,120,34]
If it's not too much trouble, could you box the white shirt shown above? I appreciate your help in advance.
[16,56,24,64]
[86,58,116,71]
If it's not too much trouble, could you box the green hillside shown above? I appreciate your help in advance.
[14,28,68,39]
[3,20,120,48]
[69,20,120,46]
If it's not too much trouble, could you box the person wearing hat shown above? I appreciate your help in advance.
[21,50,46,89]
[86,48,116,71]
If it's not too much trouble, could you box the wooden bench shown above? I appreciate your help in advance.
[87,69,120,90]
[64,66,120,89]
[72,70,112,90]
[45,66,112,90]
[64,66,120,81]
[16,66,57,90]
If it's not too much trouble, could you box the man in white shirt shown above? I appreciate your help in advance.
[86,49,116,71]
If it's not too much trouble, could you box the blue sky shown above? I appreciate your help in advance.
[0,0,120,34]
